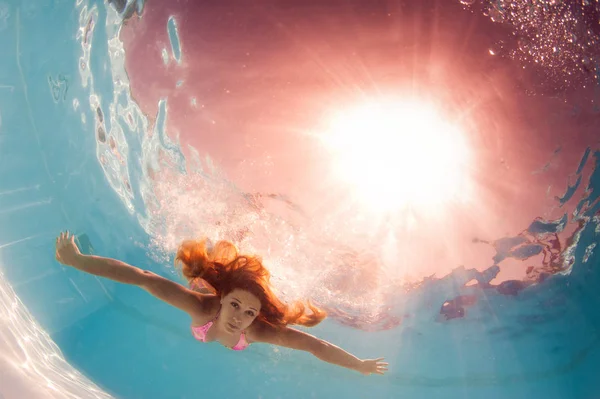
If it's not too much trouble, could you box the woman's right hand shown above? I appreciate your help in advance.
[55,231,83,267]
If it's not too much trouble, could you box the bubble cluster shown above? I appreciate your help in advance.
[470,0,600,91]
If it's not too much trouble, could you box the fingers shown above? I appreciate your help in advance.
[362,358,389,376]
[56,231,73,248]
[55,231,75,265]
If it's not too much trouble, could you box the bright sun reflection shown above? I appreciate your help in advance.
[323,99,473,212]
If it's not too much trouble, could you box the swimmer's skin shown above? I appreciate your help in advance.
[55,231,388,376]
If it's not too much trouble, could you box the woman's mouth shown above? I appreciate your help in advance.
[227,322,238,330]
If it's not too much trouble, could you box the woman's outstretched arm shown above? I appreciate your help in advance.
[248,323,388,375]
[54,231,206,316]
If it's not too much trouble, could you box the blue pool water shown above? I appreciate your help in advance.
[0,0,599,398]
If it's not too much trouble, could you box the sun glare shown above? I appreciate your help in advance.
[322,99,472,212]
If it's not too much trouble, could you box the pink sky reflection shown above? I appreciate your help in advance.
[119,0,598,288]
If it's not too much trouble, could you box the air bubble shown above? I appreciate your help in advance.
[582,56,591,66]
[161,48,169,65]
[97,126,106,143]
[96,107,103,123]
[518,37,531,53]
[489,7,505,23]
[489,40,505,56]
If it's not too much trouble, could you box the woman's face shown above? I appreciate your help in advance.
[219,289,261,333]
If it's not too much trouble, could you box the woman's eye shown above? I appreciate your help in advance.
[231,302,239,308]
[246,311,255,317]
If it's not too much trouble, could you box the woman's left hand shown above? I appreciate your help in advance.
[358,357,388,375]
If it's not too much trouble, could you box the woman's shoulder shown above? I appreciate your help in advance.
[190,294,220,325]
[244,321,263,343]
[245,320,284,343]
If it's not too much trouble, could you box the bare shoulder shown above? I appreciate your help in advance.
[245,320,275,341]
[189,294,220,325]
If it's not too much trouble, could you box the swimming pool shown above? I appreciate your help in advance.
[0,0,599,398]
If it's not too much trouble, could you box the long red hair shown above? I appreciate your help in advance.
[175,238,326,328]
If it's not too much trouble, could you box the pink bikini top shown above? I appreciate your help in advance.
[191,310,250,351]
